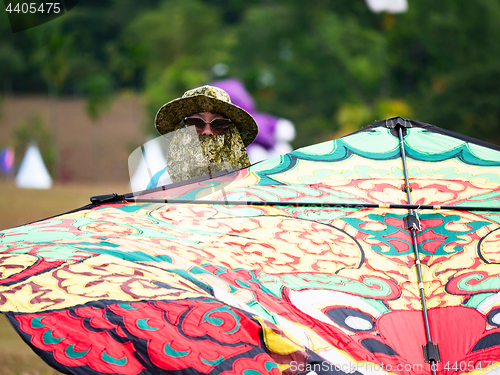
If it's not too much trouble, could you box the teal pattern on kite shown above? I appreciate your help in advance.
[2,118,500,375]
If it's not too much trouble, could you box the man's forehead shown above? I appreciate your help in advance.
[190,112,225,118]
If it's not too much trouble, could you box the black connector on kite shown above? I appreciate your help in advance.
[423,342,441,363]
[90,193,124,205]
[404,214,421,231]
[386,116,411,137]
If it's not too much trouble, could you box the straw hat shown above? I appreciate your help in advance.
[155,85,258,147]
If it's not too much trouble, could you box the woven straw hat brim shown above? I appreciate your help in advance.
[155,95,258,147]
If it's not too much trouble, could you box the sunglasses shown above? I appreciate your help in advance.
[185,117,232,131]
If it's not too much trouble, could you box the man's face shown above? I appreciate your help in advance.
[188,112,227,136]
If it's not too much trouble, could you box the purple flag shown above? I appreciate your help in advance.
[0,147,14,173]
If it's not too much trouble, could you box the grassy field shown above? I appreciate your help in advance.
[0,181,130,231]
[0,314,61,375]
[0,181,131,374]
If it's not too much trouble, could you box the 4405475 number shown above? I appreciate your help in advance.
[5,2,61,13]
[443,361,499,371]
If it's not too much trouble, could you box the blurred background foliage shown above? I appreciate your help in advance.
[1,0,500,147]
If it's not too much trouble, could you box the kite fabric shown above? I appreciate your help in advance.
[2,118,500,375]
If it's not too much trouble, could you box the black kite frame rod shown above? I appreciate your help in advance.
[397,125,439,375]
[125,198,500,212]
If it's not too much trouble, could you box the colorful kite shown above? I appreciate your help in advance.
[1,117,500,375]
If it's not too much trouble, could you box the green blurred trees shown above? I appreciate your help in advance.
[122,0,232,124]
[2,0,500,146]
[392,0,500,143]
[228,2,388,145]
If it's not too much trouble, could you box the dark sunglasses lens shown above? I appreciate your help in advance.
[185,117,205,128]
[211,119,231,130]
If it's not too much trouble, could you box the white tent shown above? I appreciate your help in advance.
[129,137,170,192]
[366,0,408,13]
[15,142,53,189]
